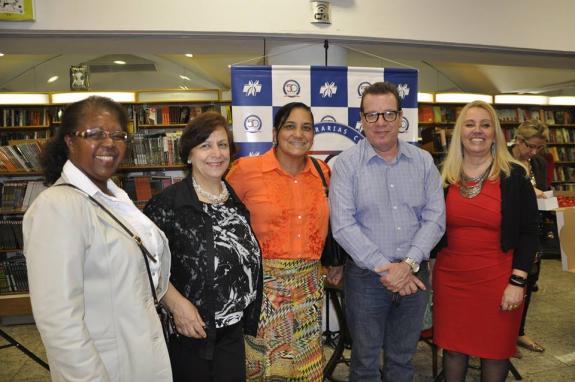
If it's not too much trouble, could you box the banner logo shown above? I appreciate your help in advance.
[243,80,262,96]
[320,115,337,123]
[400,116,409,133]
[314,122,363,143]
[397,84,410,99]
[357,81,371,96]
[283,80,301,97]
[320,81,338,98]
[244,115,263,133]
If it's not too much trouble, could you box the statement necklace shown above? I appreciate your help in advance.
[192,176,229,204]
[459,162,493,199]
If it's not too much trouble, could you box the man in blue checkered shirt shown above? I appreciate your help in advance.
[330,81,445,382]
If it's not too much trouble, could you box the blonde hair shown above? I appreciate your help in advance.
[441,100,525,186]
[514,119,549,141]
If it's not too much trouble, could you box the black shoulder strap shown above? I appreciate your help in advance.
[309,156,329,197]
[56,183,160,304]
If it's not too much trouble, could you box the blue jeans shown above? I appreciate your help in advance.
[344,260,429,382]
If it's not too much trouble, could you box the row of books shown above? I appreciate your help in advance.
[419,105,575,125]
[555,183,575,191]
[0,180,46,211]
[548,146,575,162]
[0,108,50,127]
[0,253,28,294]
[0,219,23,249]
[553,166,575,182]
[124,132,184,167]
[548,128,575,144]
[136,105,213,126]
[0,130,50,146]
[0,139,44,172]
[121,174,183,208]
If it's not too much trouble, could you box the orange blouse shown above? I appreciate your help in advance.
[226,150,330,260]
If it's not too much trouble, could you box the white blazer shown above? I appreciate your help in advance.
[23,176,172,382]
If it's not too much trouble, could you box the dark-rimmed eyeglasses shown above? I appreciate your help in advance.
[521,139,545,151]
[362,110,400,123]
[74,128,129,143]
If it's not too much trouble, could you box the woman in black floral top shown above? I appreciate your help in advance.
[144,112,262,382]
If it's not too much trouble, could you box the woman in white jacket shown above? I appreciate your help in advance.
[23,96,172,381]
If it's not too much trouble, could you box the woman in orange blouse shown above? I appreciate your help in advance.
[227,102,341,381]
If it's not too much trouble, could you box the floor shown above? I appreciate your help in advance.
[1,259,574,381]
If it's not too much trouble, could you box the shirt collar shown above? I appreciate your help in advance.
[62,160,130,202]
[364,138,414,163]
[260,148,318,178]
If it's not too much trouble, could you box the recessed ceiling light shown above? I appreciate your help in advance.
[0,53,5,57]
[184,53,194,58]
[179,75,191,81]
[114,60,126,65]
[47,76,59,83]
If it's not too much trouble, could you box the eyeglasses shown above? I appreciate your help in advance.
[362,110,400,123]
[74,128,129,143]
[521,139,545,151]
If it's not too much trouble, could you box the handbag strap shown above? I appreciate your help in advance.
[56,183,160,306]
[309,156,329,197]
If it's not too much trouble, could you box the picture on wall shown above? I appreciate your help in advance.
[0,0,35,21]
[70,65,90,91]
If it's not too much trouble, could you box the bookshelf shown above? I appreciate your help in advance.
[0,90,230,312]
[419,103,575,191]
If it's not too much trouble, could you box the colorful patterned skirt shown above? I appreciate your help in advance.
[246,259,324,381]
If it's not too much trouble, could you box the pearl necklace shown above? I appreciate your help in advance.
[192,177,229,204]
[459,162,493,199]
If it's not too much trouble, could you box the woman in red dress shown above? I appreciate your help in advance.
[433,100,539,381]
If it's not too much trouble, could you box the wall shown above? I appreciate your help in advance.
[1,0,574,53]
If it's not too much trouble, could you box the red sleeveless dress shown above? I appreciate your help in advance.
[433,179,523,359]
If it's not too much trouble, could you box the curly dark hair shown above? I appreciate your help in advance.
[179,111,233,170]
[40,96,128,185]
[273,102,314,132]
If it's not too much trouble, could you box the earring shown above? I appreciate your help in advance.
[187,158,192,164]
[491,143,496,156]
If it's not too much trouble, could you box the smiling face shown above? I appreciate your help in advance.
[64,108,127,193]
[460,106,496,158]
[274,107,314,159]
[188,126,231,185]
[361,93,402,158]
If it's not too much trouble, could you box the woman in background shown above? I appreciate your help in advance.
[227,102,340,381]
[433,100,539,381]
[24,96,172,381]
[144,111,262,382]
[510,119,550,355]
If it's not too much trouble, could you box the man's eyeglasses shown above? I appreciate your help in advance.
[362,110,400,123]
[74,128,129,143]
[521,139,545,151]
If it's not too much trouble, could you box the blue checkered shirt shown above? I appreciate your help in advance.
[330,138,445,271]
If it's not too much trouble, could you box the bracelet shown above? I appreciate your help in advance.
[509,274,527,287]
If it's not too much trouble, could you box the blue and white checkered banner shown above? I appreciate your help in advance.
[231,65,418,159]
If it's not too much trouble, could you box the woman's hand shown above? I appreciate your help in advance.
[326,266,344,286]
[534,187,546,199]
[171,299,207,339]
[500,284,525,312]
[162,282,207,338]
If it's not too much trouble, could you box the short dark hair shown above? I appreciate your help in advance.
[273,102,314,132]
[41,96,128,185]
[179,111,232,168]
[360,81,402,113]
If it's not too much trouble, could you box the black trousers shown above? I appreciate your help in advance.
[169,321,246,382]
[518,255,541,337]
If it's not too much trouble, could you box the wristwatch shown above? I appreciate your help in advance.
[403,257,420,274]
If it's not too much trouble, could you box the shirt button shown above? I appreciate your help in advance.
[396,248,401,251]
[390,184,395,188]
[297,215,302,219]
[297,234,301,239]
[397,227,401,231]
[294,180,298,184]
[393,206,397,210]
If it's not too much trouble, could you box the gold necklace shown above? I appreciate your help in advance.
[459,162,493,199]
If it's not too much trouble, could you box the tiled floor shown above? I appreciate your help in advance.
[1,259,574,381]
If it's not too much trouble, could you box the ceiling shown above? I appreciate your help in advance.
[2,35,575,96]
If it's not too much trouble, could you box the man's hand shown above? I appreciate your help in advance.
[397,274,427,296]
[326,266,344,286]
[375,262,413,292]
